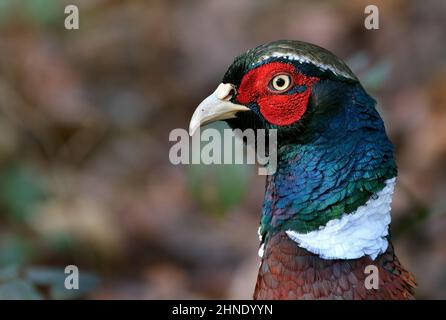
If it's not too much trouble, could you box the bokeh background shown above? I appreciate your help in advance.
[0,0,445,299]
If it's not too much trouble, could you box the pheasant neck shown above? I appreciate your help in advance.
[259,97,397,260]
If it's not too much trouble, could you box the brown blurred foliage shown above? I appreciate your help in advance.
[0,0,445,299]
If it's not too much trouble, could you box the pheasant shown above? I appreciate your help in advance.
[189,40,416,299]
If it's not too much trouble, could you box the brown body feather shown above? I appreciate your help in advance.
[254,232,416,300]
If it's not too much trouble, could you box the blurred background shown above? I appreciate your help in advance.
[0,0,445,299]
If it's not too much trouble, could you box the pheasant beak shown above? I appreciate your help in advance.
[189,83,250,136]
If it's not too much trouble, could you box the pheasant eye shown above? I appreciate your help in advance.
[269,74,292,92]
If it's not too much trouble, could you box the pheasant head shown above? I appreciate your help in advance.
[189,40,416,299]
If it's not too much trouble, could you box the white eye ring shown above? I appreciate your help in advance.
[270,74,292,92]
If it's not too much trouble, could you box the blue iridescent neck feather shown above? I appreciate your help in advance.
[259,81,397,243]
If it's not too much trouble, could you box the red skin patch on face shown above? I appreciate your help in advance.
[236,62,319,126]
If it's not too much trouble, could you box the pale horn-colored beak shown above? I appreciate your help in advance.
[189,83,250,136]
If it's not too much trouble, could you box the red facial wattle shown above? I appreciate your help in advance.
[236,62,319,126]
